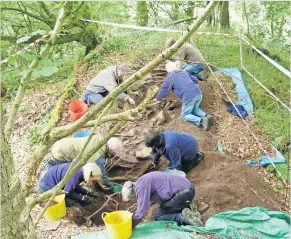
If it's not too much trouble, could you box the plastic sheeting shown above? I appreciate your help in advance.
[217,68,254,116]
[72,207,290,239]
[246,145,286,167]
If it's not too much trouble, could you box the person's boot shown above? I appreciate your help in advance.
[181,208,204,226]
[206,114,214,126]
[195,152,205,163]
[201,117,210,131]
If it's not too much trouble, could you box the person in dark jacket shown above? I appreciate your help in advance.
[122,172,203,228]
[145,131,204,173]
[38,162,101,206]
[156,61,213,130]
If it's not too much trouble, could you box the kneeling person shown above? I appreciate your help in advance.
[145,131,204,173]
[122,172,203,228]
[47,135,122,194]
[38,162,100,206]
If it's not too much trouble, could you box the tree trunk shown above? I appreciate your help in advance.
[243,1,251,37]
[220,1,230,28]
[1,132,36,239]
[136,1,148,26]
[185,2,195,18]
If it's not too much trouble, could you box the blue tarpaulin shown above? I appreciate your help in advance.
[246,145,286,167]
[217,68,254,116]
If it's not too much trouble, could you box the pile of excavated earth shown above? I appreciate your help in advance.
[10,54,287,239]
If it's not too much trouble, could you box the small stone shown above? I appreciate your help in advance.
[236,199,242,204]
[197,201,210,213]
[136,147,152,160]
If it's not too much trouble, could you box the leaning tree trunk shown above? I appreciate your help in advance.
[0,132,36,239]
[136,1,148,26]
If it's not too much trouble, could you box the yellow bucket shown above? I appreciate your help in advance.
[43,194,66,222]
[102,210,132,239]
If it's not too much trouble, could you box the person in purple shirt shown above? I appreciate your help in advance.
[122,172,203,228]
[145,131,204,173]
[156,61,213,130]
[38,162,101,206]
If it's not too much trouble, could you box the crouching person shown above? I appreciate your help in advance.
[122,171,203,228]
[38,163,101,207]
[145,131,204,173]
[156,62,213,130]
[46,135,122,194]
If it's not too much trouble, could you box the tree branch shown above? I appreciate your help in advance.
[4,2,70,139]
[1,7,53,28]
[164,17,197,27]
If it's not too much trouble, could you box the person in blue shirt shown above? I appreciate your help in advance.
[38,162,101,206]
[156,61,213,130]
[145,131,204,173]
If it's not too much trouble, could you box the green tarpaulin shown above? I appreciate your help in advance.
[72,207,290,239]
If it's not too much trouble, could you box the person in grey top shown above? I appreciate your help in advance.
[165,39,208,81]
[82,65,135,105]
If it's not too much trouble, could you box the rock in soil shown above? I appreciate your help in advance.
[136,147,152,160]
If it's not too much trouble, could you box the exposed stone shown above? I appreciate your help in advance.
[196,201,210,213]
[136,147,152,160]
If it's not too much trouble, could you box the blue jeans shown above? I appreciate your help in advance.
[81,90,104,104]
[95,155,113,193]
[182,64,204,79]
[154,186,195,224]
[181,95,206,126]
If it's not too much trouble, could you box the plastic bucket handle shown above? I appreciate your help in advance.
[101,212,108,220]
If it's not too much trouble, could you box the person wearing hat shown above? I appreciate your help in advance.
[38,162,103,206]
[145,131,204,173]
[82,65,135,105]
[156,61,213,130]
[46,135,123,194]
[165,39,207,81]
[121,171,203,228]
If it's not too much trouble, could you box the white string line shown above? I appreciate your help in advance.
[240,35,291,78]
[81,19,289,77]
[190,38,288,186]
[239,36,291,112]
[80,19,238,37]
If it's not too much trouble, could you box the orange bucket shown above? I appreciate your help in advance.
[69,101,88,121]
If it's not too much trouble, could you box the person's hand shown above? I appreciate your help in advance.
[81,195,95,205]
[128,97,135,106]
[86,188,99,198]
[112,186,121,193]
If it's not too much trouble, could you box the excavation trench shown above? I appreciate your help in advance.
[64,62,285,227]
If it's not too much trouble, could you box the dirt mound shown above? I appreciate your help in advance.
[188,153,285,221]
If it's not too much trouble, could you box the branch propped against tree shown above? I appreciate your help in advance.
[84,88,160,128]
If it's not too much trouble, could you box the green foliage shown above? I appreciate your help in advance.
[267,164,289,182]
[7,55,16,65]
[38,66,59,77]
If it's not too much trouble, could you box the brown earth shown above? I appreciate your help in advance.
[62,60,286,227]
